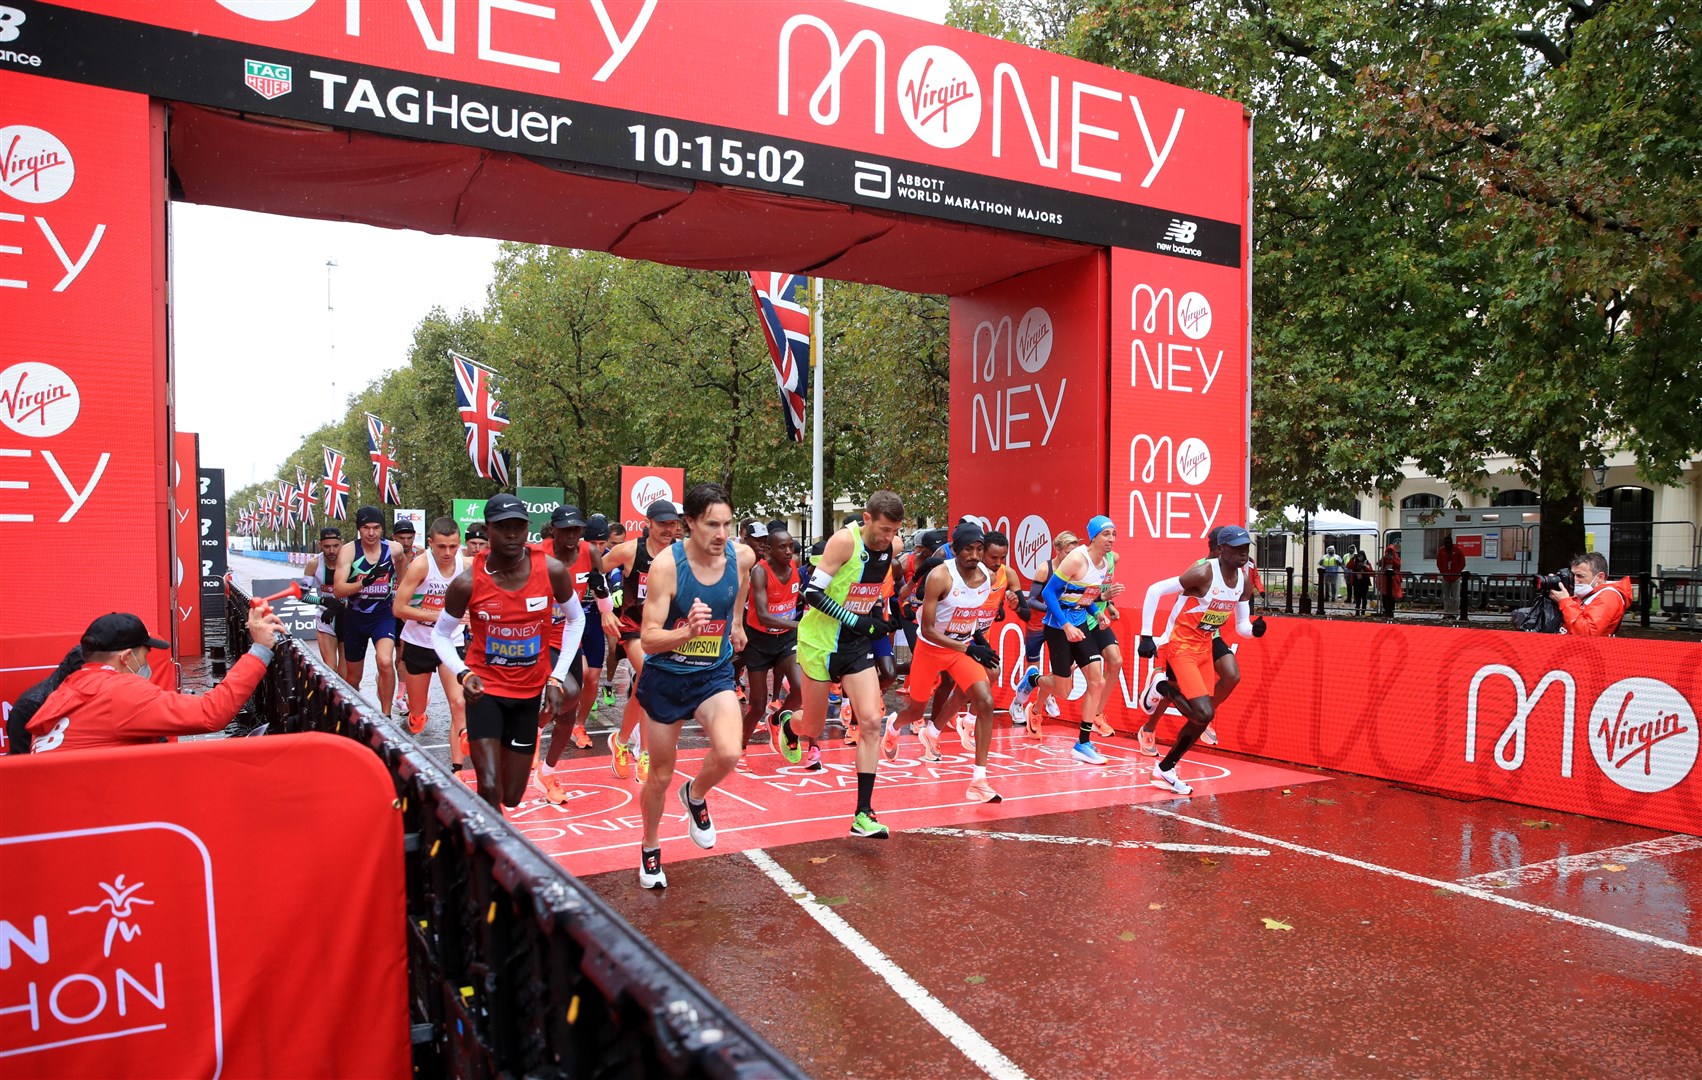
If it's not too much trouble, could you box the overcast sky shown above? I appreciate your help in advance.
[176,0,949,488]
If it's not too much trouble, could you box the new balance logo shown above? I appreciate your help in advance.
[1163,219,1198,244]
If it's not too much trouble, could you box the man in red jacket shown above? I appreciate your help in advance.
[1551,552,1633,637]
[1437,533,1467,619]
[27,607,285,754]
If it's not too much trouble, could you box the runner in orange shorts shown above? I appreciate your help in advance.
[1136,524,1266,795]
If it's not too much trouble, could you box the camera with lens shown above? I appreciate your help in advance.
[1535,567,1575,595]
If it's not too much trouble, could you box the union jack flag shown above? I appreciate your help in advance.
[366,413,402,505]
[748,272,811,442]
[261,491,278,531]
[449,350,510,483]
[295,467,317,528]
[279,479,298,529]
[322,446,350,520]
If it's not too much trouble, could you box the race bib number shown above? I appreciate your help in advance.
[635,572,649,600]
[767,596,796,616]
[1063,585,1100,608]
[846,582,882,614]
[485,632,542,665]
[1200,609,1230,628]
[676,619,726,659]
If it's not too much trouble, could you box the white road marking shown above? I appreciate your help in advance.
[1137,806,1702,960]
[1457,834,1702,889]
[911,826,1268,856]
[745,848,1031,1080]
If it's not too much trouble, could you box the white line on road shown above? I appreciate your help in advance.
[1136,806,1702,960]
[911,826,1269,857]
[1456,834,1702,889]
[744,848,1031,1080]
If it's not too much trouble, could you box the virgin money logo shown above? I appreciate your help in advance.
[629,475,675,516]
[1015,307,1053,374]
[0,126,74,204]
[1588,677,1698,794]
[1175,437,1210,486]
[898,46,980,150]
[0,361,80,437]
[1012,514,1051,579]
[1176,291,1212,341]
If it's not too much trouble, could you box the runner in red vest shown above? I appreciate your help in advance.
[598,499,684,783]
[536,504,611,802]
[434,493,584,811]
[741,525,806,767]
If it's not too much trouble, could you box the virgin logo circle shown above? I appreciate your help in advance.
[630,475,675,516]
[1176,291,1212,341]
[1012,514,1052,579]
[0,361,81,437]
[898,46,981,150]
[1175,437,1211,486]
[1015,307,1053,374]
[215,0,317,19]
[0,125,75,204]
[1588,677,1697,793]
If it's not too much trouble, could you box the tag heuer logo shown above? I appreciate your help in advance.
[244,59,292,100]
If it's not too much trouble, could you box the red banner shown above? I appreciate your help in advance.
[0,733,409,1076]
[1173,619,1702,834]
[618,465,685,536]
[172,432,201,658]
[0,72,168,712]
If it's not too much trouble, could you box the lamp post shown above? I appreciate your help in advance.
[1592,464,1608,488]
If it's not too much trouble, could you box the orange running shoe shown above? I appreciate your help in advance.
[408,712,427,735]
[636,751,651,784]
[571,724,592,749]
[609,731,631,779]
[458,728,470,759]
[965,777,1003,804]
[537,764,570,805]
[843,720,859,746]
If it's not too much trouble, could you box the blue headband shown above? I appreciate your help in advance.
[1087,515,1114,540]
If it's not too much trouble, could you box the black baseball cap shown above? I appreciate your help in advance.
[484,493,530,524]
[464,522,488,540]
[584,513,610,541]
[550,504,588,529]
[766,519,788,535]
[645,499,681,522]
[81,612,169,653]
[319,526,342,540]
[355,505,383,527]
[917,528,948,550]
[392,518,415,534]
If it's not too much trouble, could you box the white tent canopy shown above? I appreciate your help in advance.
[1270,507,1382,535]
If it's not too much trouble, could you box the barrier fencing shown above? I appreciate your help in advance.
[224,581,804,1080]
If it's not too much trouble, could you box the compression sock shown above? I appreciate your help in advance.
[856,770,876,815]
[1159,717,1210,772]
[1078,720,1094,744]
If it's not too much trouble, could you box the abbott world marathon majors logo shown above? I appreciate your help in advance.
[0,361,80,438]
[0,125,74,204]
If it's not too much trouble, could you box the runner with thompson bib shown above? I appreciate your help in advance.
[393,517,466,753]
[600,500,683,783]
[434,494,585,811]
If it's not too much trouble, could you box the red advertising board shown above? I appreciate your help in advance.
[0,733,409,1076]
[618,465,685,536]
[0,71,169,713]
[1456,534,1483,558]
[1177,618,1702,835]
[172,432,202,658]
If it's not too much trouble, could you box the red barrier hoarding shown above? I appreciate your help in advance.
[0,71,169,714]
[172,432,202,658]
[1171,618,1702,835]
[0,734,409,1076]
[618,465,685,536]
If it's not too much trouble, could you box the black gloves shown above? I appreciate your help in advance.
[1251,617,1267,638]
[966,641,999,667]
[1137,635,1158,658]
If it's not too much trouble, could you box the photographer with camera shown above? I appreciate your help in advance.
[1549,551,1632,637]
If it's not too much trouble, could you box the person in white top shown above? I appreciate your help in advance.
[883,521,1005,804]
[393,516,468,767]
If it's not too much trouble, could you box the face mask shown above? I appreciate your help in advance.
[1572,580,1595,597]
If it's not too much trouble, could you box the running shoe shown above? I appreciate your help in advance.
[805,745,823,771]
[1140,669,1169,714]
[917,722,942,761]
[849,811,889,839]
[394,692,409,716]
[769,714,803,765]
[1045,696,1061,719]
[840,699,854,724]
[1022,702,1043,739]
[677,778,716,849]
[964,778,1003,804]
[1137,726,1159,757]
[880,713,901,761]
[571,724,592,749]
[608,731,631,778]
[842,720,859,746]
[458,728,470,760]
[1091,716,1116,738]
[1071,741,1108,765]
[636,751,650,784]
[407,713,428,735]
[600,686,616,707]
[1151,764,1193,795]
[1200,724,1218,747]
[537,764,569,805]
[1012,666,1039,707]
[639,847,667,889]
[735,752,752,773]
[954,713,975,753]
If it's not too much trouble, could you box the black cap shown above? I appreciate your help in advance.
[464,522,488,539]
[81,612,169,653]
[392,517,415,534]
[484,493,530,524]
[355,505,383,528]
[550,504,588,529]
[645,499,680,522]
[952,522,986,549]
[917,528,948,550]
[766,519,788,535]
[844,515,861,528]
[319,526,342,540]
[584,513,610,541]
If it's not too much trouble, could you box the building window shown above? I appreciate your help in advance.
[1401,493,1443,510]
[1491,489,1539,507]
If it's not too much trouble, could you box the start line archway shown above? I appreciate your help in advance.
[1,0,1250,721]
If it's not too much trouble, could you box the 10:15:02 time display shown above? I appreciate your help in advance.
[626,124,804,186]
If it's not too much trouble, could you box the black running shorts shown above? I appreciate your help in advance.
[465,691,541,752]
[1043,623,1102,679]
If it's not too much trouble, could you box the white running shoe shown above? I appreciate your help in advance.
[954,713,975,752]
[677,778,716,849]
[638,848,667,889]
[1071,741,1108,765]
[1137,726,1159,757]
[965,777,1002,804]
[1045,696,1061,719]
[1200,724,1219,747]
[917,722,942,761]
[1140,668,1168,714]
[1151,765,1193,795]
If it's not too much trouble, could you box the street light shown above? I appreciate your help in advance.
[1592,464,1608,488]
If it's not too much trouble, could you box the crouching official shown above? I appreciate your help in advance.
[27,607,286,754]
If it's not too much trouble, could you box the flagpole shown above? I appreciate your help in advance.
[810,276,824,544]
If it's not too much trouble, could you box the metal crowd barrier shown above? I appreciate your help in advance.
[225,581,804,1080]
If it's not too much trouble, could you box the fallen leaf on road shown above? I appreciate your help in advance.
[816,895,849,907]
[1306,797,1336,806]
[1262,917,1293,931]
[1280,788,1293,795]
[1118,930,1138,942]
[1198,856,1218,867]
[1522,820,1558,830]
[1602,864,1626,872]
[1148,902,1165,910]
[808,856,836,865]
[965,974,987,985]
